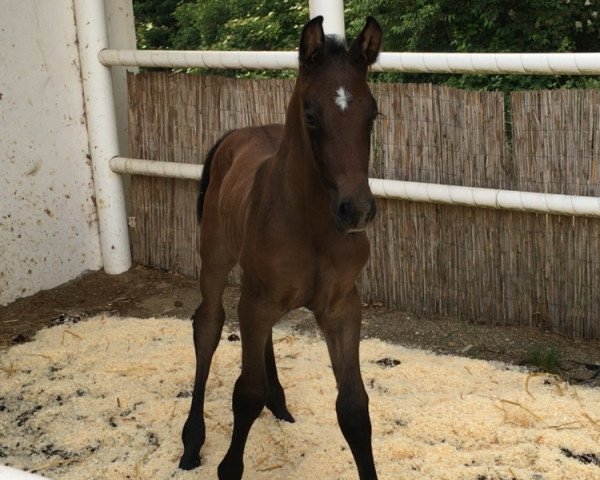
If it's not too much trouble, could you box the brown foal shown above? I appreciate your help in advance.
[179,16,382,480]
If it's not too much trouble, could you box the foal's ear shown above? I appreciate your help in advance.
[350,17,382,67]
[299,16,325,66]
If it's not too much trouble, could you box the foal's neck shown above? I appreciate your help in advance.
[278,89,328,206]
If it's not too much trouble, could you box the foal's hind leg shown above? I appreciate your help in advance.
[218,291,281,480]
[265,331,295,423]
[179,226,235,470]
[316,287,378,480]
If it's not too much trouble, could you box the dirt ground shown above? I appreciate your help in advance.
[1,264,599,387]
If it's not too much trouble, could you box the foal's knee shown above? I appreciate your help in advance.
[191,303,225,349]
[232,376,269,421]
[192,302,225,325]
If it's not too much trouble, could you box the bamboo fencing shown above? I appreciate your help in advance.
[128,72,600,339]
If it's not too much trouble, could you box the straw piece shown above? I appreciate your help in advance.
[499,398,543,421]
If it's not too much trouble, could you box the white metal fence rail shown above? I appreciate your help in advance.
[100,49,600,76]
[110,158,600,217]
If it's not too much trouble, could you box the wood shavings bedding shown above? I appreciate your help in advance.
[0,316,599,480]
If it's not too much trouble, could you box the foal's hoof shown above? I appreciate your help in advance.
[273,408,295,423]
[266,400,296,423]
[218,458,243,480]
[179,454,201,470]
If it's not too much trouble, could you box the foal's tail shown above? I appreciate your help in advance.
[197,131,233,222]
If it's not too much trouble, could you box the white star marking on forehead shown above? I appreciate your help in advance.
[334,86,352,112]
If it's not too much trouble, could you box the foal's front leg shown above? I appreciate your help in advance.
[218,293,281,480]
[317,287,378,480]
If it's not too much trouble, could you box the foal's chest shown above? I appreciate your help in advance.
[239,228,369,312]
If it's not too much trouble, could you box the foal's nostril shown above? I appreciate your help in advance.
[334,195,375,232]
[338,200,353,222]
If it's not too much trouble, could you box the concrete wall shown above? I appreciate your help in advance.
[0,0,134,306]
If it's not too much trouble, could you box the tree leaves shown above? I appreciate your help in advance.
[132,0,600,90]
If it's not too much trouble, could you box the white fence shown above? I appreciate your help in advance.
[100,49,600,75]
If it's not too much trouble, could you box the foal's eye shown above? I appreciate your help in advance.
[304,111,317,128]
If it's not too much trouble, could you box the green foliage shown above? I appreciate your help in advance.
[168,0,307,52]
[133,0,196,49]
[159,0,307,77]
[132,0,600,90]
[526,346,562,374]
[346,0,600,91]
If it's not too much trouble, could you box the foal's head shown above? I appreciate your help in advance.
[296,16,382,234]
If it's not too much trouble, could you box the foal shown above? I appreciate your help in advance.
[179,16,382,480]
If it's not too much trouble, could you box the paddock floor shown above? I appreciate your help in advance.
[1,315,600,479]
[1,264,598,387]
[1,265,600,479]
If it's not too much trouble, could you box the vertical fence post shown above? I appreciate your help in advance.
[73,0,132,274]
[309,0,345,38]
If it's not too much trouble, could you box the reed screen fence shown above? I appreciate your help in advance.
[128,72,600,339]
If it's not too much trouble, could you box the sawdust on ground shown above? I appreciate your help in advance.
[1,316,599,480]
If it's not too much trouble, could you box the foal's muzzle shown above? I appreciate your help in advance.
[333,193,377,234]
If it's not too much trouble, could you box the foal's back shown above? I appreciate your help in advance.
[203,124,284,257]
